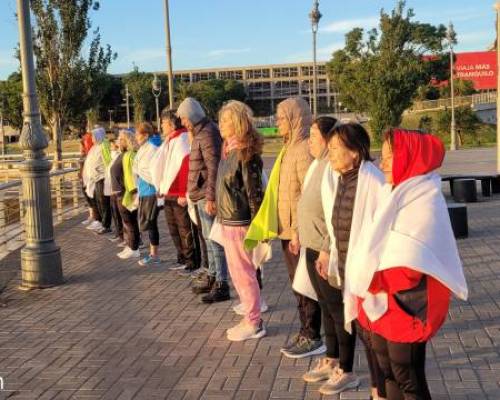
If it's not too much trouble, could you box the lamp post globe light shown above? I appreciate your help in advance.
[152,74,162,130]
[447,21,457,151]
[495,2,500,173]
[309,0,322,118]
[16,0,63,289]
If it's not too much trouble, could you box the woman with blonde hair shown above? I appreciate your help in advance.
[214,100,266,341]
[113,129,141,259]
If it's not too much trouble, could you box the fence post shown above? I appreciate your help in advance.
[72,173,79,216]
[0,191,6,254]
[55,175,63,223]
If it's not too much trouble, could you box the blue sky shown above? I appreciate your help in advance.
[0,0,495,79]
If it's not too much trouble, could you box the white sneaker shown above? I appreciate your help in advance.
[81,217,94,226]
[117,247,140,259]
[319,367,360,395]
[86,221,103,231]
[226,320,266,342]
[232,298,269,316]
[302,357,338,383]
[170,264,187,271]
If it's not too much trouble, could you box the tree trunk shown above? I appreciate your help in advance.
[51,114,63,170]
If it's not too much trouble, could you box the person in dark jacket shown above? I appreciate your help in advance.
[215,100,266,341]
[177,97,229,303]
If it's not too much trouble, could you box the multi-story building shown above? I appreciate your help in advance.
[163,61,338,116]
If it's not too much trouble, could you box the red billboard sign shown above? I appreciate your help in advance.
[454,51,496,90]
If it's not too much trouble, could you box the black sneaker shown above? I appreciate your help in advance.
[192,274,215,294]
[201,281,230,303]
[282,336,326,359]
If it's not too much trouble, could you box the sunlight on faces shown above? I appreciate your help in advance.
[218,110,236,140]
[161,118,175,138]
[135,130,148,146]
[118,132,128,152]
[275,109,290,138]
[327,135,358,174]
[380,140,394,184]
[308,123,327,159]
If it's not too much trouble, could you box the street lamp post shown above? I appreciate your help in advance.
[152,74,161,130]
[164,0,175,109]
[16,0,62,289]
[447,22,457,151]
[108,109,114,130]
[309,0,322,118]
[495,2,500,173]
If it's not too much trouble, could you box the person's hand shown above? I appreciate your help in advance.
[205,200,217,216]
[315,251,330,280]
[288,233,300,256]
[177,197,187,207]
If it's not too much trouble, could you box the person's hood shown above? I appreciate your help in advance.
[148,133,162,147]
[92,127,106,144]
[278,97,311,146]
[392,129,445,187]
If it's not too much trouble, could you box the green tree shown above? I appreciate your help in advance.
[178,79,246,119]
[30,0,115,167]
[436,106,480,145]
[0,72,23,130]
[418,115,433,133]
[326,1,447,138]
[439,79,476,98]
[122,68,155,124]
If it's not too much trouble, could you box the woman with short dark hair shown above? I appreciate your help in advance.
[313,122,385,396]
[151,108,198,274]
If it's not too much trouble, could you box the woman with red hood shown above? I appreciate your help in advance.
[348,129,468,399]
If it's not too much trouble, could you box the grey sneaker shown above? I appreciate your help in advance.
[282,336,326,359]
[280,333,300,353]
[302,357,338,383]
[319,367,360,395]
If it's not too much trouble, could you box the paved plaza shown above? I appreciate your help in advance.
[0,148,499,400]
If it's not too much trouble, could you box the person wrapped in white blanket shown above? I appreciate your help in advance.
[352,128,468,399]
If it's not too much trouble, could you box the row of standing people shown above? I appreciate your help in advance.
[80,95,468,400]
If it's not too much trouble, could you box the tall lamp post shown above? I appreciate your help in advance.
[124,84,131,129]
[152,74,161,130]
[447,22,457,151]
[495,2,500,173]
[164,0,175,109]
[108,109,114,130]
[309,0,322,118]
[16,0,62,289]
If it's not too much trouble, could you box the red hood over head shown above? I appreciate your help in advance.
[392,129,445,186]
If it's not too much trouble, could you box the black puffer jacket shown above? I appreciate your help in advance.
[216,150,263,226]
[332,167,359,283]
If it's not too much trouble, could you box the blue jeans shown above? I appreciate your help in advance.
[196,199,228,282]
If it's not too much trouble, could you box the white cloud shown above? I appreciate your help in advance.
[322,17,379,33]
[207,48,251,58]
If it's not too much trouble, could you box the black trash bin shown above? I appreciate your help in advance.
[453,179,477,203]
[447,203,468,239]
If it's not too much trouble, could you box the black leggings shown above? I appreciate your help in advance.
[110,194,123,238]
[356,322,387,399]
[305,248,356,372]
[94,179,111,229]
[138,195,160,246]
[372,333,430,400]
[117,197,140,251]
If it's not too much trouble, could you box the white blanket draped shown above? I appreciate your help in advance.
[349,172,468,326]
[82,145,105,199]
[151,132,190,195]
[134,141,158,185]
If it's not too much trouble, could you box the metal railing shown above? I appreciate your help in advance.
[0,167,86,259]
[408,92,496,113]
[0,158,81,183]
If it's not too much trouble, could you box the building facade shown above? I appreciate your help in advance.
[167,61,338,116]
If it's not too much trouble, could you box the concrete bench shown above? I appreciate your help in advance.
[442,174,499,198]
[452,178,477,203]
[447,202,468,239]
